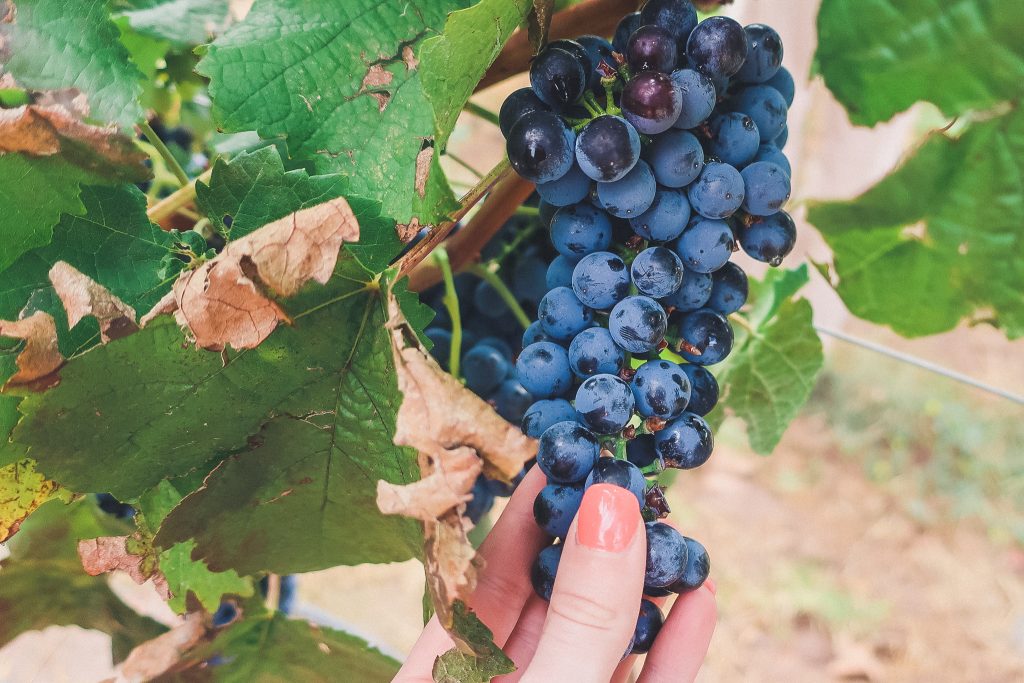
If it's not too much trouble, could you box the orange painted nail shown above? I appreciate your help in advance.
[576,483,639,552]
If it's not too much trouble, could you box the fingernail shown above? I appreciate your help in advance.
[705,577,717,595]
[576,483,639,552]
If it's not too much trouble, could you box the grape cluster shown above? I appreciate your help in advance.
[501,0,796,655]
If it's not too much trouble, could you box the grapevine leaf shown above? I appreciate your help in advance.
[420,0,532,148]
[116,0,234,48]
[49,262,139,343]
[198,0,473,225]
[807,108,1024,338]
[0,458,71,542]
[77,533,171,599]
[433,601,515,683]
[816,0,1024,125]
[0,0,146,128]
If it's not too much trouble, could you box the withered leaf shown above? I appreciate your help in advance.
[49,261,138,342]
[526,0,556,54]
[78,535,171,600]
[0,311,63,388]
[117,612,207,681]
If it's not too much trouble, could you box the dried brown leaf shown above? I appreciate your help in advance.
[141,197,360,350]
[527,0,556,54]
[49,262,138,342]
[377,446,481,521]
[415,144,433,199]
[0,311,63,388]
[425,511,478,633]
[118,612,207,681]
[78,536,171,600]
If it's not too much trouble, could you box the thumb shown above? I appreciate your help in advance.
[521,484,646,682]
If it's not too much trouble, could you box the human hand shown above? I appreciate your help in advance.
[395,466,717,682]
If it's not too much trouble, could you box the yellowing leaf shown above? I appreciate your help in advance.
[0,458,70,542]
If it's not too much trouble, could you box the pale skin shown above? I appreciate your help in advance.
[395,467,717,683]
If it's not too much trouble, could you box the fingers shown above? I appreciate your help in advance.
[519,484,646,683]
[636,583,717,683]
[494,595,548,681]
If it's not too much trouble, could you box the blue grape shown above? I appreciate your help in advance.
[547,39,593,75]
[687,161,745,219]
[536,162,592,207]
[475,335,513,363]
[669,536,711,592]
[673,217,735,273]
[685,16,748,79]
[613,11,643,53]
[707,112,760,167]
[626,433,659,468]
[466,476,496,525]
[677,308,733,365]
[499,87,550,138]
[731,84,787,141]
[530,46,586,109]
[512,253,550,308]
[576,35,616,90]
[631,246,685,298]
[522,398,577,438]
[585,457,647,506]
[550,202,613,258]
[537,420,601,483]
[775,124,789,149]
[507,111,576,183]
[575,373,635,434]
[645,129,704,188]
[765,66,795,107]
[212,601,239,627]
[740,161,790,216]
[576,115,641,182]
[655,412,714,469]
[644,521,689,588]
[473,279,510,320]
[640,0,698,52]
[425,327,452,369]
[523,320,557,347]
[622,71,682,135]
[740,211,796,266]
[516,341,573,398]
[661,267,712,312]
[631,599,665,654]
[609,295,668,353]
[568,327,625,378]
[631,359,691,420]
[627,25,677,73]
[671,69,716,129]
[630,188,691,242]
[539,286,594,342]
[596,160,656,218]
[546,254,578,290]
[539,200,558,227]
[753,142,791,176]
[95,493,135,519]
[491,379,533,423]
[571,252,631,310]
[679,364,718,416]
[534,481,585,538]
[735,23,783,84]
[463,344,509,395]
[531,544,564,600]
[707,261,748,315]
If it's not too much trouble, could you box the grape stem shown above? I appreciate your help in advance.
[463,101,500,126]
[445,151,484,179]
[139,120,190,187]
[466,262,532,331]
[147,168,214,224]
[433,247,463,378]
[515,205,540,216]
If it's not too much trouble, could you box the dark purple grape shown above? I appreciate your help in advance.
[626,25,677,74]
[677,308,733,365]
[686,16,748,79]
[498,87,550,138]
[530,47,587,110]
[621,71,682,135]
[735,24,784,84]
[576,115,641,182]
[639,0,698,52]
[630,599,665,654]
[506,110,575,184]
[613,11,643,53]
[548,39,593,75]
[679,363,718,416]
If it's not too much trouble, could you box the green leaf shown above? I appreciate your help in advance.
[420,0,532,148]
[116,0,232,48]
[159,611,401,682]
[1,0,145,128]
[807,108,1024,338]
[433,602,515,683]
[198,0,473,225]
[816,0,1024,125]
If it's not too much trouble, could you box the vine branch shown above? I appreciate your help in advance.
[139,120,190,187]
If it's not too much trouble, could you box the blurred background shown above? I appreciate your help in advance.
[2,0,1022,681]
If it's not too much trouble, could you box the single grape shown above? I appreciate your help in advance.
[531,543,564,600]
[613,11,643,53]
[631,358,691,420]
[671,68,717,129]
[621,71,682,135]
[576,35,616,90]
[669,536,711,592]
[645,129,704,189]
[539,286,594,342]
[585,457,647,506]
[596,159,657,218]
[707,261,748,315]
[506,110,576,184]
[685,16,748,79]
[661,267,712,312]
[644,521,689,588]
[631,246,685,298]
[568,327,625,378]
[679,363,719,416]
[630,187,692,242]
[547,39,593,75]
[425,327,452,369]
[626,433,659,468]
[491,379,533,423]
[740,211,796,266]
[630,599,665,655]
[522,398,578,438]
[550,202,613,258]
[687,161,745,220]
[677,308,734,365]
[463,344,510,395]
[534,482,585,538]
[627,25,677,73]
[546,254,578,290]
[516,341,573,398]
[673,217,735,273]
[753,142,791,176]
[473,279,511,320]
[609,295,668,354]
[523,320,557,347]
[498,87,550,138]
[640,0,698,52]
[765,66,795,107]
[707,112,760,168]
[466,476,496,525]
[571,252,631,310]
[537,420,601,483]
[212,601,239,627]
[655,412,714,469]
[731,84,787,141]
[575,373,635,434]
[576,115,641,182]
[740,161,791,216]
[512,252,550,309]
[536,162,592,207]
[735,23,783,84]
[530,46,587,109]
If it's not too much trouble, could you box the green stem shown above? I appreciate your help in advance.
[581,93,603,117]
[445,152,483,179]
[434,247,463,379]
[139,120,190,187]
[515,205,540,217]
[601,78,622,116]
[463,101,500,126]
[730,313,757,336]
[467,263,531,331]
